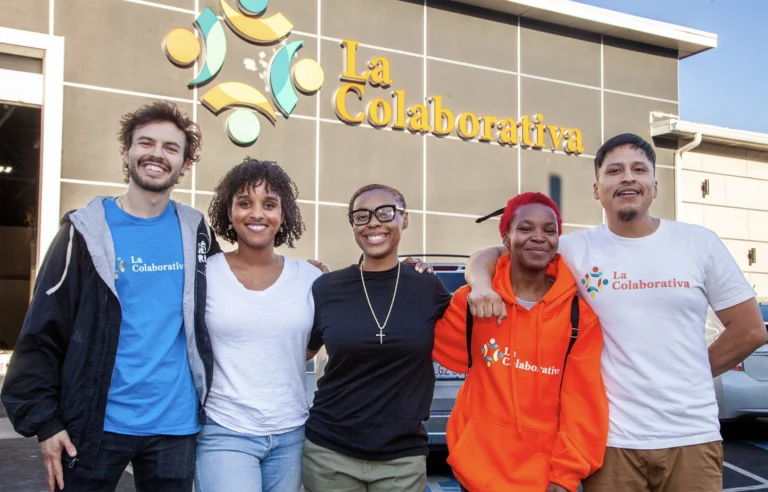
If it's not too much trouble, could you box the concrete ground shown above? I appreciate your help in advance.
[1,379,766,491]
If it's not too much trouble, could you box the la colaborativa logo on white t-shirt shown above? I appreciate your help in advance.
[582,265,691,298]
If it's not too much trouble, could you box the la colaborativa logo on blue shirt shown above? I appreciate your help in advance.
[116,256,184,278]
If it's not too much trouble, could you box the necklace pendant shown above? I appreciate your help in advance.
[360,260,400,347]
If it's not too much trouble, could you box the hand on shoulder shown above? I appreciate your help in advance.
[306,259,329,273]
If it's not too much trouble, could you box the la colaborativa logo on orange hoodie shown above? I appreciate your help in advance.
[482,339,562,375]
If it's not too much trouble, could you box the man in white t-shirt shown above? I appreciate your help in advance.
[464,133,767,492]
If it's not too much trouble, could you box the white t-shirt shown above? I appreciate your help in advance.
[559,219,755,449]
[204,253,322,435]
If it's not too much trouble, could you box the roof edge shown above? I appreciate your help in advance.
[651,118,768,152]
[453,0,718,59]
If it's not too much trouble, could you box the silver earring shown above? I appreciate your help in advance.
[227,223,233,230]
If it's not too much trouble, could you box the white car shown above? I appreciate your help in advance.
[708,303,768,421]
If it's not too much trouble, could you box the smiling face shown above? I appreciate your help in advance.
[228,181,283,250]
[503,203,559,271]
[594,144,657,223]
[122,121,190,193]
[351,188,408,263]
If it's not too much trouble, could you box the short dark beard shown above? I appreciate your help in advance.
[618,209,639,222]
[128,157,180,193]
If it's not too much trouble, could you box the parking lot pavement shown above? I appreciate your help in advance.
[426,453,461,492]
[720,419,768,491]
[1,415,766,491]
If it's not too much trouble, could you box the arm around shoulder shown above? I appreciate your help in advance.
[432,286,472,374]
[465,246,506,288]
[306,277,327,355]
[465,246,508,321]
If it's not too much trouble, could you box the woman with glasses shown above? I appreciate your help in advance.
[196,167,429,492]
[302,184,452,492]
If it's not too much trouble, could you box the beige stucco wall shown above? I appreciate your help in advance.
[2,0,681,271]
[680,143,768,299]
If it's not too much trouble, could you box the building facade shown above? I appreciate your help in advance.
[8,0,763,351]
[651,117,768,300]
[0,0,716,267]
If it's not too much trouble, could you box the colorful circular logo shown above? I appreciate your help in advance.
[115,257,125,279]
[164,0,325,146]
[582,266,609,298]
[482,338,502,367]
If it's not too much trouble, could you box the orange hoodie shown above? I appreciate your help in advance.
[433,253,608,492]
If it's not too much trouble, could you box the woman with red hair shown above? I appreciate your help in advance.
[433,192,609,492]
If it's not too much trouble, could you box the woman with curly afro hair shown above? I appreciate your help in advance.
[195,158,327,492]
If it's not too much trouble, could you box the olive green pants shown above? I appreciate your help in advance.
[302,439,427,492]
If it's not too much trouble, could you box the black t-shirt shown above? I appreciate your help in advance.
[307,263,451,461]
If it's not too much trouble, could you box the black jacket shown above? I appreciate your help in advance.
[0,197,219,468]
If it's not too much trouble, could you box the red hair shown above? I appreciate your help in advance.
[498,192,563,238]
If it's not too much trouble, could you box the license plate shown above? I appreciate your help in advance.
[433,361,466,380]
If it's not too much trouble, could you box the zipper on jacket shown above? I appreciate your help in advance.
[68,458,79,469]
[195,252,211,409]
[78,290,110,454]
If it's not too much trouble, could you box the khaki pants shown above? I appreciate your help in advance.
[302,439,427,492]
[583,442,723,492]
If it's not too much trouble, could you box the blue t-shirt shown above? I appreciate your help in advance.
[103,198,199,436]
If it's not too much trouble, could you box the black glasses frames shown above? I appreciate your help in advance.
[348,204,406,226]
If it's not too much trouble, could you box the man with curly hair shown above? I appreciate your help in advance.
[2,100,218,492]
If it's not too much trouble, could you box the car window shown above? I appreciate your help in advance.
[435,272,467,294]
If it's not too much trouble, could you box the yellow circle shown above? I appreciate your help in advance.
[293,58,325,93]
[165,28,201,66]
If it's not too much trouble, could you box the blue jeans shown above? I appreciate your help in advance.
[195,419,304,492]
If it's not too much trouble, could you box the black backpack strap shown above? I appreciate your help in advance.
[466,300,474,370]
[566,295,579,358]
[559,295,580,394]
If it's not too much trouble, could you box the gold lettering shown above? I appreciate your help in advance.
[497,118,519,146]
[520,115,535,147]
[367,98,392,127]
[547,125,566,150]
[430,96,454,136]
[392,89,406,130]
[480,116,499,142]
[340,40,367,83]
[533,113,546,149]
[565,128,585,154]
[407,104,431,133]
[457,112,480,139]
[368,56,392,87]
[334,83,365,124]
